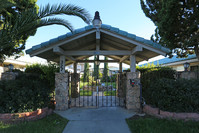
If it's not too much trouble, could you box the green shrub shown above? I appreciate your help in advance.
[25,63,59,93]
[147,78,199,113]
[0,74,51,113]
[101,74,117,82]
[25,64,44,75]
[137,67,176,102]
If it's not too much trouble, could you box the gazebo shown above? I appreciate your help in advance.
[26,12,170,111]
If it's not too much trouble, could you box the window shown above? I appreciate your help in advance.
[190,65,199,71]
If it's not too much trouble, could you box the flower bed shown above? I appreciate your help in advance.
[143,104,199,121]
[0,107,53,124]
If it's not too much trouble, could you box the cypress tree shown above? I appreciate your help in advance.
[83,59,89,82]
[93,55,98,80]
[103,56,108,81]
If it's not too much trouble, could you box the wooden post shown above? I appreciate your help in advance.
[74,62,77,73]
[119,62,122,72]
[60,55,65,73]
[130,55,136,72]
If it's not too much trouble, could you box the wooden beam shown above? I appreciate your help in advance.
[136,54,149,61]
[101,43,118,50]
[53,46,76,61]
[96,29,100,51]
[96,43,100,51]
[96,29,100,40]
[65,56,91,66]
[106,55,130,65]
[30,30,96,57]
[53,46,64,55]
[73,62,77,73]
[65,56,76,62]
[119,62,122,72]
[76,60,119,63]
[131,46,143,54]
[101,29,167,56]
[102,37,131,49]
[120,55,129,62]
[62,50,131,56]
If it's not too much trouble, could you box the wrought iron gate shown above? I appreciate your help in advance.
[68,70,126,108]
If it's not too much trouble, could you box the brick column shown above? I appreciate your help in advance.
[55,73,69,111]
[126,72,140,111]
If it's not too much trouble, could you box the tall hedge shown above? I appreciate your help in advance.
[0,74,50,113]
[137,67,176,102]
[83,59,89,82]
[25,63,59,93]
[148,78,199,113]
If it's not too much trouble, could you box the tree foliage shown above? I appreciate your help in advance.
[0,1,91,61]
[141,0,199,59]
[93,55,100,80]
[102,56,108,80]
[83,59,89,82]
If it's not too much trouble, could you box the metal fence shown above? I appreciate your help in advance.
[68,69,126,108]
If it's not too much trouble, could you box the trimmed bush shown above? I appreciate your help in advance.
[25,63,59,92]
[0,74,51,113]
[25,64,44,75]
[147,78,199,113]
[138,67,176,102]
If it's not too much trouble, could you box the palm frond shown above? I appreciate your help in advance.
[38,4,92,25]
[18,17,74,35]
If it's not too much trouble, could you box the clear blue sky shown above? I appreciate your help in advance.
[25,0,156,50]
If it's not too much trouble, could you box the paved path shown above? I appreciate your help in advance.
[55,107,135,133]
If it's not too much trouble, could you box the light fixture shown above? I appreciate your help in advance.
[92,11,102,28]
[184,62,190,71]
[8,64,14,72]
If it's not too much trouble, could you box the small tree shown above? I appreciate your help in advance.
[93,55,100,80]
[83,59,89,82]
[102,56,108,81]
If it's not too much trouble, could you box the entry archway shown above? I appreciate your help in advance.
[26,12,170,111]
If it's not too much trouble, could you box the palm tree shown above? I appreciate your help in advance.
[0,3,91,61]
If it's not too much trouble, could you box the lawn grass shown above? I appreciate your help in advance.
[104,91,116,96]
[0,113,68,133]
[101,82,116,87]
[80,82,89,89]
[126,115,199,133]
[80,90,92,96]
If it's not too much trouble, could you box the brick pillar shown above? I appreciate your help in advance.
[55,73,69,111]
[126,72,140,111]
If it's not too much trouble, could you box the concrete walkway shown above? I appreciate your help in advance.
[55,107,135,133]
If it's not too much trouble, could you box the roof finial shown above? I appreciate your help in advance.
[92,11,102,28]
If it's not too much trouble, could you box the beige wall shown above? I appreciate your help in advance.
[163,60,199,72]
